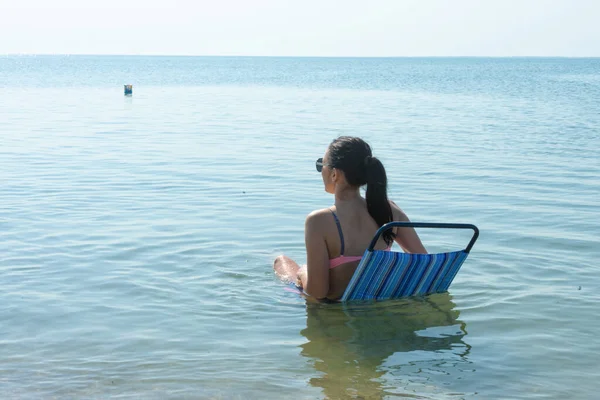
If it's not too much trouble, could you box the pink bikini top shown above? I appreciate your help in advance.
[328,210,391,269]
[330,255,364,269]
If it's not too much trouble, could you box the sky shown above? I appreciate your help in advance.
[1,0,599,56]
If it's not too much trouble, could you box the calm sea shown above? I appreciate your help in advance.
[1,56,599,399]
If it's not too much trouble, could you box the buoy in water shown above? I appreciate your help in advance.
[124,84,133,95]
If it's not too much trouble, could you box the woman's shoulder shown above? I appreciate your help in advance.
[304,208,334,231]
[389,200,410,222]
[306,207,334,221]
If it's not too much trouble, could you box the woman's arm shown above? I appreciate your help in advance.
[302,211,330,299]
[390,201,427,254]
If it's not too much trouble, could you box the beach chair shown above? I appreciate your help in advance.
[340,222,479,302]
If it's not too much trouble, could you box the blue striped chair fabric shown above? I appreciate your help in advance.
[341,250,469,301]
[340,222,478,302]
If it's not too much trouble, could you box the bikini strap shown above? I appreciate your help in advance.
[329,209,345,255]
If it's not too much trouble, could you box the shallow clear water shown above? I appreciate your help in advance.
[1,56,599,399]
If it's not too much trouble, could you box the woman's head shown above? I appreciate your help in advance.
[317,136,395,244]
[326,136,372,186]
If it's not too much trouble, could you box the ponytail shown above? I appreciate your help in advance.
[365,156,395,245]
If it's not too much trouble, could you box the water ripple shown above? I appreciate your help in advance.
[0,57,599,399]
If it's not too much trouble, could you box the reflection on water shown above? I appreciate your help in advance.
[299,294,472,399]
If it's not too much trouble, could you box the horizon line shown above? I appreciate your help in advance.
[2,53,599,59]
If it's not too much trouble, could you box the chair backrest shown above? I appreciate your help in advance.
[341,222,479,302]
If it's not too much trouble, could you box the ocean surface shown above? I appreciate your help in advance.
[0,56,599,399]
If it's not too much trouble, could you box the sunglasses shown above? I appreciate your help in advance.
[315,158,332,172]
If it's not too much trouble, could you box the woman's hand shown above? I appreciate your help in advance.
[296,266,307,288]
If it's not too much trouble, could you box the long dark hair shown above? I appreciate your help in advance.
[327,136,395,245]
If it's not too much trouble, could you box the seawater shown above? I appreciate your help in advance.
[0,56,599,399]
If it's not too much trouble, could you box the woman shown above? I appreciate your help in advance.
[274,136,427,301]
